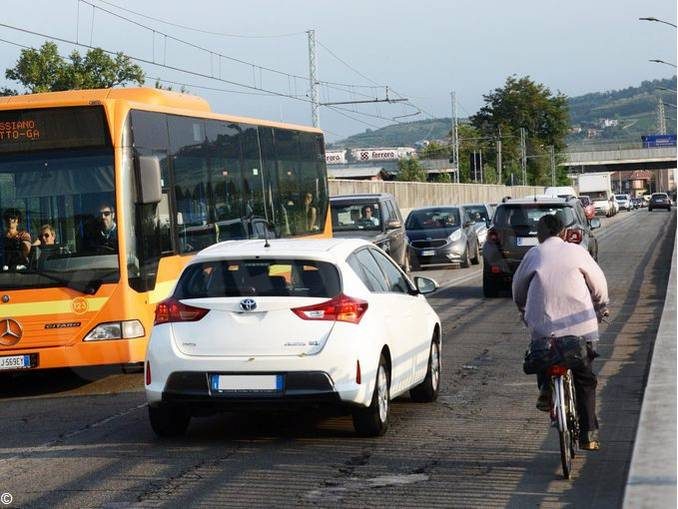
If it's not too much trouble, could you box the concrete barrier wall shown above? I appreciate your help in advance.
[329,180,545,215]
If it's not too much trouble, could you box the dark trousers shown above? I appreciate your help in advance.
[537,345,598,433]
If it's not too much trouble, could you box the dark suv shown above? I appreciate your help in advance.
[482,196,601,298]
[330,193,409,271]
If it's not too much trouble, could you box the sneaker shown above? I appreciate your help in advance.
[536,387,551,412]
[579,430,600,450]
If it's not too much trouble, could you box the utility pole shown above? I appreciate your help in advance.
[549,145,556,186]
[480,150,484,184]
[451,91,460,184]
[520,127,527,185]
[496,129,502,185]
[657,97,667,134]
[307,29,319,127]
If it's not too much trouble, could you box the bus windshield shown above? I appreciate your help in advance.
[0,149,118,291]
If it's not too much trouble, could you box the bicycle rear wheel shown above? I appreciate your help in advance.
[554,376,573,479]
[565,373,579,459]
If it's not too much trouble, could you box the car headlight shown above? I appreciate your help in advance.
[84,320,146,341]
[448,229,462,242]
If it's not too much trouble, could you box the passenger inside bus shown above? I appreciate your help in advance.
[84,203,118,252]
[2,208,32,269]
[29,224,62,269]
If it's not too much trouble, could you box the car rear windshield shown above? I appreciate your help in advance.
[175,259,341,299]
[652,193,668,199]
[406,208,461,230]
[615,195,627,200]
[493,205,577,233]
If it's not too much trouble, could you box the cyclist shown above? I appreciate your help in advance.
[512,213,609,451]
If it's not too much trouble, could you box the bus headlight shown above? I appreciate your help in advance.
[84,320,146,341]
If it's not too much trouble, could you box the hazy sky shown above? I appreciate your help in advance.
[0,0,676,141]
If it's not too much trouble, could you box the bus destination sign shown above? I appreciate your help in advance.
[0,106,111,153]
[0,120,41,142]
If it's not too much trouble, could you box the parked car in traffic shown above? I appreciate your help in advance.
[145,238,442,437]
[578,195,596,220]
[330,193,409,271]
[405,206,481,270]
[615,194,632,211]
[482,196,601,298]
[461,203,494,248]
[648,192,672,212]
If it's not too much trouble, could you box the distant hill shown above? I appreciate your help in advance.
[328,118,453,148]
[567,76,676,142]
[331,77,677,148]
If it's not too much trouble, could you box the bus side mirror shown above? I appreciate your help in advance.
[136,155,162,205]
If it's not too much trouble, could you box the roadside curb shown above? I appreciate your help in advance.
[622,226,677,508]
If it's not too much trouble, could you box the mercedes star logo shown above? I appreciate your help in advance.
[0,318,23,346]
[239,298,257,312]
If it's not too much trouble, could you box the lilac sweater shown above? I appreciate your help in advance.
[512,236,609,341]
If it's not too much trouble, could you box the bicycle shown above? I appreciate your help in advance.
[547,363,580,479]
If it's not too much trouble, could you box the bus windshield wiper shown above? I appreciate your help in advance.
[21,270,103,295]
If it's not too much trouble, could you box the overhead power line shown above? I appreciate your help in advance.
[93,0,307,38]
[0,21,313,103]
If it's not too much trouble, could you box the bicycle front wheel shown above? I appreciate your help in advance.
[554,376,573,479]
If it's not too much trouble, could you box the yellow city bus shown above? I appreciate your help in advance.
[0,88,330,371]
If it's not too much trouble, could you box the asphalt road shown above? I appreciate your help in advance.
[0,208,674,509]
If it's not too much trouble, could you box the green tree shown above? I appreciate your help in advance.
[396,157,427,182]
[471,75,570,185]
[5,42,145,93]
[418,140,451,160]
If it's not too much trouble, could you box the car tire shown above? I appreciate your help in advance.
[470,240,480,265]
[483,273,500,298]
[352,355,390,437]
[410,339,441,403]
[148,404,190,437]
[460,245,471,268]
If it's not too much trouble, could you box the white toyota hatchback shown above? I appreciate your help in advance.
[145,238,441,437]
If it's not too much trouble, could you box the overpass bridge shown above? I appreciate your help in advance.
[562,142,676,172]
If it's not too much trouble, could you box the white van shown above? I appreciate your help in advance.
[544,186,577,199]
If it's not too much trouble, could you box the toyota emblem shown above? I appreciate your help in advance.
[0,318,23,346]
[239,298,257,312]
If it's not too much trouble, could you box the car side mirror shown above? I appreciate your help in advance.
[486,218,491,227]
[386,219,401,230]
[414,276,438,295]
[136,155,162,204]
[590,218,601,230]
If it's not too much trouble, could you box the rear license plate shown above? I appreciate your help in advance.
[421,250,435,257]
[210,374,283,392]
[516,237,538,247]
[0,354,34,370]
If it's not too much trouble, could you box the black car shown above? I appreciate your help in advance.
[648,193,671,212]
[330,193,409,271]
[482,196,601,298]
[405,206,481,270]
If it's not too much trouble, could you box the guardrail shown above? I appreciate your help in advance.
[623,231,677,508]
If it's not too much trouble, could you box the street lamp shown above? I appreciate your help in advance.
[639,17,677,28]
[649,59,677,68]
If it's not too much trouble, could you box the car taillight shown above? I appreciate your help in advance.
[291,293,368,324]
[487,228,500,244]
[154,298,209,325]
[564,228,583,244]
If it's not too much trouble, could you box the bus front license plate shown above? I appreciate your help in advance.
[210,374,282,393]
[0,354,33,370]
